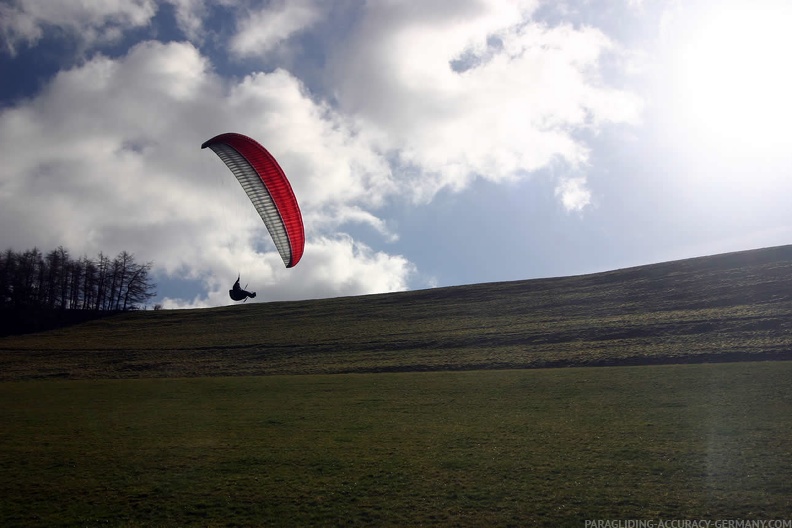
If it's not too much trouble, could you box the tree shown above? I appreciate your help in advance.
[122,260,156,310]
[0,246,157,312]
[94,252,111,311]
[111,251,134,310]
[79,256,96,310]
[0,249,15,307]
[68,258,84,309]
[14,248,42,308]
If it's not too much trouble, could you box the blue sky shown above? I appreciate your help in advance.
[1,0,791,308]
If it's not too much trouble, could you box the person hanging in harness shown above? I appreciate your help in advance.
[229,275,256,302]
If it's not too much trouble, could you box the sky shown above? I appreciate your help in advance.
[1,0,791,308]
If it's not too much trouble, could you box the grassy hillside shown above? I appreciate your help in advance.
[2,245,792,380]
[2,363,791,526]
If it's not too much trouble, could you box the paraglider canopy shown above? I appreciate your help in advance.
[202,133,304,268]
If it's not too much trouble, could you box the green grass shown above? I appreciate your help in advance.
[2,246,792,525]
[2,362,791,526]
[3,245,792,380]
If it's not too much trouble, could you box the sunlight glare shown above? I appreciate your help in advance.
[674,3,792,154]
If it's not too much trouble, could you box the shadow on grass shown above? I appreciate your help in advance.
[0,307,122,337]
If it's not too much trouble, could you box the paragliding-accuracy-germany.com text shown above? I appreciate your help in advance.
[584,520,792,528]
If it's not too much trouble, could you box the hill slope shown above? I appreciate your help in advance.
[2,245,792,380]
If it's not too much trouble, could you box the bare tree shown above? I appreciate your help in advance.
[80,256,97,310]
[1,247,157,312]
[14,248,42,308]
[122,260,156,310]
[0,249,15,307]
[94,252,110,311]
[68,258,84,309]
[57,246,70,309]
[44,249,59,308]
[111,251,135,310]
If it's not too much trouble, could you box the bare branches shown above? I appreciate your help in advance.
[0,247,157,311]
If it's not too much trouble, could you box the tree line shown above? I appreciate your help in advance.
[0,246,157,311]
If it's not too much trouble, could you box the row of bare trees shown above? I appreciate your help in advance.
[0,247,157,311]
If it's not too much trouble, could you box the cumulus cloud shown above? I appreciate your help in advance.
[164,0,210,43]
[326,0,642,203]
[0,40,408,306]
[0,0,157,55]
[0,0,643,305]
[555,176,592,212]
[230,0,322,58]
[308,206,400,243]
[161,236,414,308]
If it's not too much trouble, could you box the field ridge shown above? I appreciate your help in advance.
[2,244,792,380]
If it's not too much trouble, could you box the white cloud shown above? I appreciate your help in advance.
[326,0,642,205]
[162,236,414,308]
[0,40,409,306]
[0,0,157,55]
[0,0,645,305]
[230,0,322,58]
[294,236,415,298]
[222,70,394,213]
[555,176,591,212]
[164,0,209,43]
[308,206,400,243]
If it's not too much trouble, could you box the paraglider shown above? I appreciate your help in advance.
[229,275,256,302]
[202,132,305,302]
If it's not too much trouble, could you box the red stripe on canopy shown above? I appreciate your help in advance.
[202,133,305,268]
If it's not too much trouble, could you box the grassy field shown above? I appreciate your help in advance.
[2,245,792,379]
[1,362,791,526]
[2,246,792,525]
